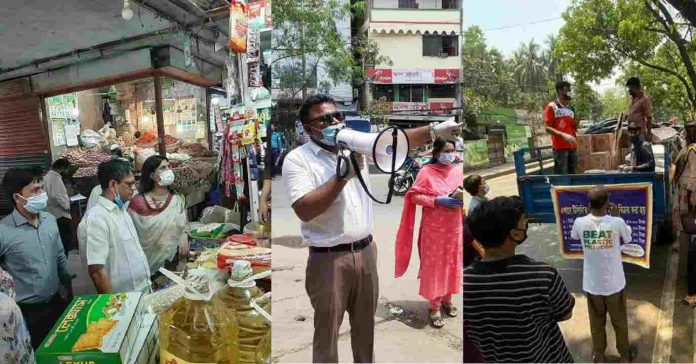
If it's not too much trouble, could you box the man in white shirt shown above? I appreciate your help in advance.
[78,159,151,294]
[283,94,462,363]
[570,185,636,363]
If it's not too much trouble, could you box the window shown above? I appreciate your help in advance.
[397,85,425,102]
[442,0,457,9]
[422,35,459,57]
[398,0,418,9]
[372,85,395,101]
[427,84,457,99]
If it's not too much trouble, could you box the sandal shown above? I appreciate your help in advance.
[442,303,458,317]
[429,310,445,328]
[619,345,638,363]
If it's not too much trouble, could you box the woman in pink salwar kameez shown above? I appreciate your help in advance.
[395,138,464,328]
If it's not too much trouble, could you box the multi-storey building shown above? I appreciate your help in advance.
[360,0,463,126]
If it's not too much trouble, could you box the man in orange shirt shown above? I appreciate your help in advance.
[626,77,653,137]
[544,81,578,174]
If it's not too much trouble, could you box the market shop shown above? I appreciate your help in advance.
[0,1,274,363]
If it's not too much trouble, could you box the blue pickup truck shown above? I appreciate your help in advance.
[513,146,673,241]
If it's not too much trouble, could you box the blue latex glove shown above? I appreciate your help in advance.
[435,196,463,209]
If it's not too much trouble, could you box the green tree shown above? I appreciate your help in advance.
[600,87,629,119]
[572,82,603,120]
[272,0,389,100]
[512,40,547,93]
[557,0,696,110]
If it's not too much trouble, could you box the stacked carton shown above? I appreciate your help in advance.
[576,133,624,172]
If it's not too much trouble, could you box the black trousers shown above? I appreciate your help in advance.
[18,294,66,349]
[553,149,578,174]
[56,217,75,252]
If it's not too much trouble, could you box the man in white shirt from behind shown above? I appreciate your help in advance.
[77,159,151,294]
[570,185,636,363]
[283,94,463,363]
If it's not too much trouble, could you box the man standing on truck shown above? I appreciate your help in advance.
[544,81,578,174]
[626,77,653,138]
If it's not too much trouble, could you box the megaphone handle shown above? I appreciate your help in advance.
[350,152,392,205]
[336,154,350,179]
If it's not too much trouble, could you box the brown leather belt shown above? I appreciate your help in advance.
[310,235,373,253]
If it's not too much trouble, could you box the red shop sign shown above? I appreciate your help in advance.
[434,69,460,84]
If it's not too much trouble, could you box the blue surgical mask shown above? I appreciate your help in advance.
[18,192,48,214]
[312,123,345,147]
[438,152,455,165]
[113,188,126,209]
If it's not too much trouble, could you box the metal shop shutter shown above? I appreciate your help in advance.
[0,97,49,157]
[0,97,50,215]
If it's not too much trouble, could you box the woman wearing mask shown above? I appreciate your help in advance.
[674,121,696,306]
[394,138,464,328]
[127,156,189,279]
[0,268,35,363]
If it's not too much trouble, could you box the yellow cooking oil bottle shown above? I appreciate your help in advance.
[159,268,239,363]
[214,260,271,364]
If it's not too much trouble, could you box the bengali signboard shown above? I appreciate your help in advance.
[366,69,461,84]
[392,102,428,111]
[551,183,653,268]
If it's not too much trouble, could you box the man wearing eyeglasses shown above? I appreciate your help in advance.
[282,94,463,363]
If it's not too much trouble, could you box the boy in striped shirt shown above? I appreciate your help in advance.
[464,196,575,363]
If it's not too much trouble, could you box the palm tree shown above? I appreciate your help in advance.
[512,40,546,93]
[544,34,563,82]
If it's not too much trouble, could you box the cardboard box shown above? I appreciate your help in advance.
[126,314,158,364]
[587,152,613,171]
[577,155,592,173]
[37,293,143,364]
[577,135,593,155]
[619,132,631,148]
[592,133,616,153]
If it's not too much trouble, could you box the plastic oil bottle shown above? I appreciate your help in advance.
[253,293,272,364]
[214,260,271,364]
[159,268,239,363]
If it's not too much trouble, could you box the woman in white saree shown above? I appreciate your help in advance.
[127,156,189,277]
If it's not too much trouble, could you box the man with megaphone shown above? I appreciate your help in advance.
[282,94,463,363]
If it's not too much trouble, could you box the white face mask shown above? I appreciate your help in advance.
[18,192,48,214]
[483,184,490,195]
[158,169,175,187]
[438,152,455,165]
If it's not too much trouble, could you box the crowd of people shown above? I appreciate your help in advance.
[462,76,665,363]
[0,154,189,360]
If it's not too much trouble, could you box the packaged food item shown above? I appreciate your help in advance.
[189,223,226,239]
[229,0,248,53]
[126,314,158,364]
[36,293,142,363]
[159,269,239,363]
[214,261,271,364]
[216,242,271,272]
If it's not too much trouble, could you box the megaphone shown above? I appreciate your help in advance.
[335,127,409,173]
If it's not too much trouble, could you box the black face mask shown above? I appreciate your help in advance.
[511,222,529,245]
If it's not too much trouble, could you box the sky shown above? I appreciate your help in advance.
[462,0,619,93]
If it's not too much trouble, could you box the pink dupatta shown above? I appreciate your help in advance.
[394,162,462,277]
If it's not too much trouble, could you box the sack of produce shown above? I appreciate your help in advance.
[80,129,104,148]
